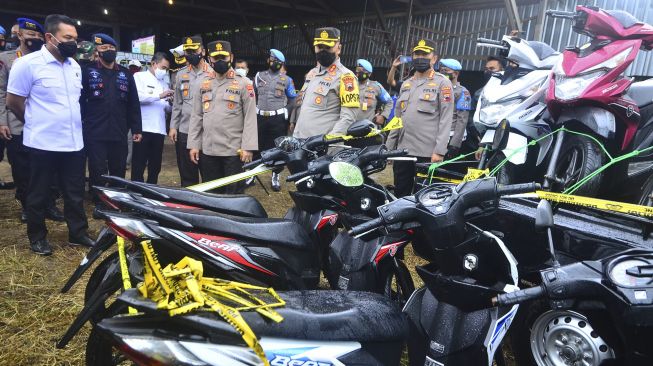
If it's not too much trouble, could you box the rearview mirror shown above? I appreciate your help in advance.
[492,119,510,151]
[329,162,364,187]
[346,120,375,138]
[274,136,302,152]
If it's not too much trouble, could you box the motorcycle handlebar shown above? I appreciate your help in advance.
[476,37,504,46]
[286,170,312,182]
[545,10,576,19]
[497,182,541,196]
[348,217,384,236]
[494,285,545,306]
[380,149,409,159]
[243,158,262,169]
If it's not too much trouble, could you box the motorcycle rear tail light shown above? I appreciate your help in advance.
[106,216,160,241]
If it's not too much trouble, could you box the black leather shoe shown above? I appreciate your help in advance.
[20,210,27,223]
[46,206,65,222]
[30,239,53,256]
[68,235,95,248]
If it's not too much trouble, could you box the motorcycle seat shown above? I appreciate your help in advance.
[124,182,268,218]
[157,207,314,251]
[626,79,653,108]
[118,289,408,342]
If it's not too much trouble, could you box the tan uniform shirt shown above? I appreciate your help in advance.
[387,70,454,157]
[0,50,24,135]
[293,59,360,138]
[187,69,258,156]
[450,82,470,149]
[289,68,318,126]
[355,79,392,122]
[170,62,212,134]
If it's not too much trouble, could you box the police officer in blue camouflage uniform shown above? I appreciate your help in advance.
[254,48,296,191]
[80,33,142,207]
[439,58,472,158]
[354,59,392,124]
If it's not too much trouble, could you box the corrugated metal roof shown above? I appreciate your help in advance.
[214,0,653,76]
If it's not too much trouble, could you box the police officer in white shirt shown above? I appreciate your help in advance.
[132,52,173,184]
[6,14,93,255]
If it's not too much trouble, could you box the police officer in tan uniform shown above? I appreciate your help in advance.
[293,27,359,138]
[439,58,472,158]
[170,36,212,187]
[0,18,64,222]
[168,43,187,92]
[354,58,392,124]
[387,39,454,197]
[187,40,257,194]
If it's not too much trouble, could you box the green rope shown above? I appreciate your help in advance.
[427,149,479,184]
[425,125,649,195]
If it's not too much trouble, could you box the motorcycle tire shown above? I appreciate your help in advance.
[85,302,129,366]
[510,299,618,366]
[637,174,653,206]
[551,133,604,196]
[382,260,415,307]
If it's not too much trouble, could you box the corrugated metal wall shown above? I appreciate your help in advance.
[209,0,653,76]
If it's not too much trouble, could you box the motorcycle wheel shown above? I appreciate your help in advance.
[510,300,616,366]
[550,134,604,196]
[637,174,653,206]
[382,260,415,307]
[85,302,130,366]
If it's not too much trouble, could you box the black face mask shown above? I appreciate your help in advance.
[50,35,77,58]
[483,70,493,83]
[186,53,201,66]
[412,57,431,73]
[212,59,230,74]
[356,71,369,81]
[269,60,282,72]
[5,37,19,51]
[25,38,44,52]
[0,40,5,51]
[98,50,117,63]
[316,50,336,67]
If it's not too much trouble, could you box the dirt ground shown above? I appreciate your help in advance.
[0,140,514,365]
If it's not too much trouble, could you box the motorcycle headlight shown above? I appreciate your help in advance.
[554,69,606,101]
[478,97,524,127]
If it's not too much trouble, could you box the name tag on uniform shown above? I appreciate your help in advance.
[147,85,155,94]
[362,102,368,111]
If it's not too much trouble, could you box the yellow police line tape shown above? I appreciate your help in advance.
[117,240,285,366]
[187,118,404,193]
[530,191,653,217]
[417,167,653,217]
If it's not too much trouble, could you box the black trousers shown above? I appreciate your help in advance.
[393,157,429,198]
[256,113,287,158]
[199,154,243,194]
[86,139,127,195]
[26,148,88,242]
[6,134,31,206]
[175,132,199,187]
[131,132,165,184]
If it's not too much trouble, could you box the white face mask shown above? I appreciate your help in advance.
[154,67,167,80]
[235,68,248,78]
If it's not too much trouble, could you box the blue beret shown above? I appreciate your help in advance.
[0,26,5,35]
[17,18,44,34]
[356,59,373,73]
[92,33,117,47]
[440,58,462,71]
[270,49,285,63]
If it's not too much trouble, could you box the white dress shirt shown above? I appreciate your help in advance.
[133,70,170,135]
[7,45,83,151]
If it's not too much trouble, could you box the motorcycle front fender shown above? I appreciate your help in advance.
[61,227,116,293]
[558,106,616,139]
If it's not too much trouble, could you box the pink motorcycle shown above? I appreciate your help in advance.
[543,6,653,199]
